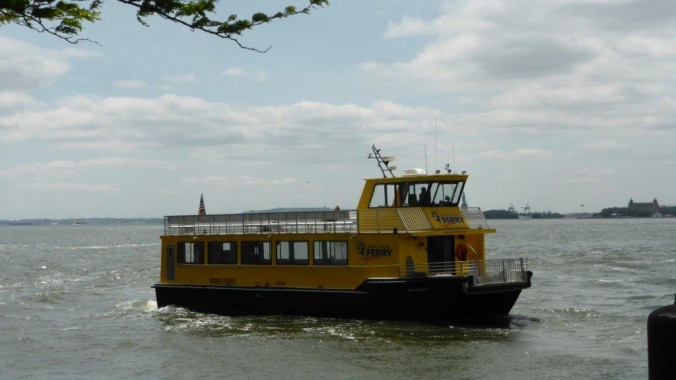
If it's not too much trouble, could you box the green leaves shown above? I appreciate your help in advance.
[1,0,330,49]
[1,0,101,42]
[251,13,268,23]
[1,0,30,16]
[124,0,329,51]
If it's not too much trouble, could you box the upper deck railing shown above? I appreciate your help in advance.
[163,207,490,236]
[164,210,359,236]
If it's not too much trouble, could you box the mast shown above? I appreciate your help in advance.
[368,145,397,178]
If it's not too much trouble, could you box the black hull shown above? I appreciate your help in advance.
[154,274,531,322]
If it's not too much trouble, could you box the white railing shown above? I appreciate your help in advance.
[460,207,490,229]
[164,210,359,236]
[472,258,529,285]
[402,258,528,285]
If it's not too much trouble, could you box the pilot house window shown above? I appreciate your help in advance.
[369,181,465,208]
[177,242,204,264]
[369,184,395,207]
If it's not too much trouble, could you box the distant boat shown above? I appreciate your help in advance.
[73,219,83,225]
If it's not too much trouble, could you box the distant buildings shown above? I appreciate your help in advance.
[628,198,659,213]
[601,198,676,217]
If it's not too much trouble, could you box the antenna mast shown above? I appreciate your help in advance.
[434,118,437,171]
[368,145,396,178]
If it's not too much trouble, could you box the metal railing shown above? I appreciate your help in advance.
[403,258,529,285]
[472,258,529,285]
[461,207,490,229]
[164,210,359,236]
[164,207,491,236]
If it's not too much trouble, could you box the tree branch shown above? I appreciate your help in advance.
[0,0,329,50]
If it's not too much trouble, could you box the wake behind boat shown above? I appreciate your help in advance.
[153,146,532,322]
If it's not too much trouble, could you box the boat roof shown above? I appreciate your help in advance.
[364,172,469,183]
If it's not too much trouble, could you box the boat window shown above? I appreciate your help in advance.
[372,180,465,208]
[241,241,271,265]
[400,183,415,207]
[428,181,464,206]
[208,241,237,264]
[369,184,395,207]
[313,241,348,265]
[417,183,431,206]
[276,241,309,265]
[177,242,204,264]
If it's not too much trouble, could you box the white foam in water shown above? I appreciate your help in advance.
[115,299,159,313]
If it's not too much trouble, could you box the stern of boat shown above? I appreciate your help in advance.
[357,258,532,320]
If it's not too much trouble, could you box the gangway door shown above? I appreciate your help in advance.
[427,236,455,273]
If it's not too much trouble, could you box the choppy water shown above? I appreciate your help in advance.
[1,219,674,379]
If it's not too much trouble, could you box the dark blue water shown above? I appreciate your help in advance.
[1,219,673,379]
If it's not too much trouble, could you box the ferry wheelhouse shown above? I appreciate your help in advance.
[153,146,532,321]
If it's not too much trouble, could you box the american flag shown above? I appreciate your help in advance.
[198,193,206,215]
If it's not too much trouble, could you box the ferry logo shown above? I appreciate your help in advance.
[356,240,392,261]
[431,212,464,225]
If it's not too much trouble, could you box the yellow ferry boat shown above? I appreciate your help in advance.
[153,146,532,321]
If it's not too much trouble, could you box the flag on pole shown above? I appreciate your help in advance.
[198,193,206,215]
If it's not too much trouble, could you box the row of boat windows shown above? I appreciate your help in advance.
[369,180,465,208]
[175,240,348,266]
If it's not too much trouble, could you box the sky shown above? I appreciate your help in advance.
[1,0,676,219]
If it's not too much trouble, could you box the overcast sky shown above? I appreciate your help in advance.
[1,0,675,219]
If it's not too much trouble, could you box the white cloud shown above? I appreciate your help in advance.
[0,95,442,157]
[33,182,118,191]
[0,92,43,111]
[223,67,267,82]
[182,175,300,187]
[0,158,161,179]
[363,0,676,131]
[0,37,70,90]
[113,79,149,88]
[78,157,163,168]
[163,73,196,83]
[223,68,245,76]
[579,140,629,154]
[384,16,436,38]
[479,149,554,162]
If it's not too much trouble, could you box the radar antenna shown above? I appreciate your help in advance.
[367,145,397,178]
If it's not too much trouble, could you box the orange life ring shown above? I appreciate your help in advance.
[456,244,468,261]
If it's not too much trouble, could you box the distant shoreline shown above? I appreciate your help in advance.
[4,208,673,226]
[2,207,338,226]
[2,218,164,226]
